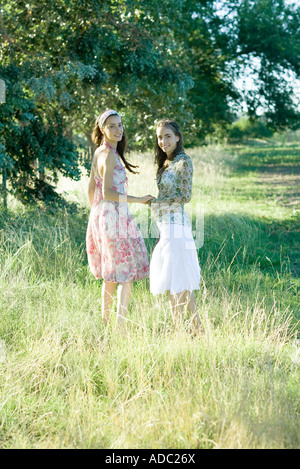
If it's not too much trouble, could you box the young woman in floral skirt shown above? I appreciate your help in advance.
[86,110,154,331]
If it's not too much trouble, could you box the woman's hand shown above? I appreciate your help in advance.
[139,195,155,204]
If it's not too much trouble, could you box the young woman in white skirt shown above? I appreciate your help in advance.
[149,119,202,334]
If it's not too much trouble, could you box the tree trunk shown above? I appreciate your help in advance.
[2,167,7,210]
[85,132,96,163]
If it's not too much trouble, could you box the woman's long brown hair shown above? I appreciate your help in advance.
[92,112,139,174]
[154,119,184,181]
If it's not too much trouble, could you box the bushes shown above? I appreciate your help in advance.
[227,116,274,142]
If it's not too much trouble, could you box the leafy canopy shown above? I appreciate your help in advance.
[0,0,299,203]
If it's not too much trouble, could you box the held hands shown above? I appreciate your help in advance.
[139,195,155,204]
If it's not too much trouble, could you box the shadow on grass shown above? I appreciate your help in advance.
[1,203,298,276]
[226,144,300,174]
[192,212,299,276]
[210,144,300,276]
[0,198,299,325]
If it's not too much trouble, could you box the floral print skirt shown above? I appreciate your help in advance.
[86,200,149,283]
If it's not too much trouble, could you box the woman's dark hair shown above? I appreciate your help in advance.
[92,112,138,174]
[154,119,184,179]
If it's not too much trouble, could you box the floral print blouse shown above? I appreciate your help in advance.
[151,151,193,225]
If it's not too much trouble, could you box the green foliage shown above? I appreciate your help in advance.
[234,0,300,128]
[227,116,274,141]
[0,64,80,204]
[0,0,299,204]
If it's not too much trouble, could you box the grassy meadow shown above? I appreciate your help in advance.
[0,143,299,449]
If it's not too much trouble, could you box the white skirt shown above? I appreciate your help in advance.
[150,221,201,295]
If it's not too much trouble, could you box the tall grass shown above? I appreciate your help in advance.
[0,144,299,448]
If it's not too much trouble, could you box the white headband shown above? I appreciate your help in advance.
[98,110,120,128]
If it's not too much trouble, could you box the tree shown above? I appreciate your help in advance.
[218,0,300,129]
[0,0,299,205]
[0,63,80,205]
[0,0,195,204]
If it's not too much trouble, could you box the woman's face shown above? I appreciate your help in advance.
[101,114,123,143]
[156,125,179,158]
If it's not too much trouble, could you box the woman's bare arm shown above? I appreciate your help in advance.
[102,150,154,204]
[88,167,96,207]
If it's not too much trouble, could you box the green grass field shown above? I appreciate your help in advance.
[0,143,299,448]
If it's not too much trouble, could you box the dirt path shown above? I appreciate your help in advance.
[257,163,300,276]
[258,164,300,212]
